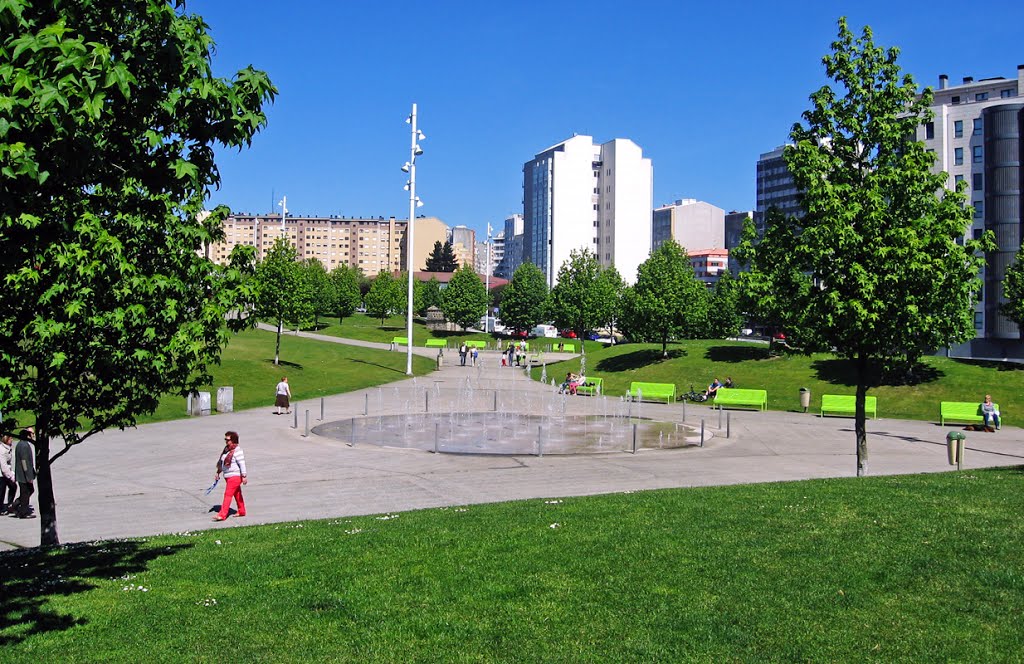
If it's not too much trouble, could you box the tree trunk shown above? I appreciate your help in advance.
[274,318,282,365]
[36,430,60,546]
[855,353,869,477]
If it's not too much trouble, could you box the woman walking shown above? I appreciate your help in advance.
[212,431,247,521]
[275,376,291,415]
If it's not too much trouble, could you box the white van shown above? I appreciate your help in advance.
[531,324,558,338]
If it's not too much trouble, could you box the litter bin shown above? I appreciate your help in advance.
[799,387,811,413]
[946,431,966,467]
[436,351,444,369]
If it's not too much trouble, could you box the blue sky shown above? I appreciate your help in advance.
[193,0,1024,237]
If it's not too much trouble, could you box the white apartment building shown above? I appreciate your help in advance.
[652,199,726,253]
[917,66,1023,357]
[522,135,652,285]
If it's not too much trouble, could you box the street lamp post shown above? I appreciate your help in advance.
[485,223,492,330]
[402,104,425,376]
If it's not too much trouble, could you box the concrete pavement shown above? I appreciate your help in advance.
[3,334,1022,550]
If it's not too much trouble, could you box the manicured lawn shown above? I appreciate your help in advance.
[546,339,1024,423]
[142,328,436,423]
[3,468,1022,661]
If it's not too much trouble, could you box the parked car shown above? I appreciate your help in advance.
[531,324,558,338]
[559,329,577,339]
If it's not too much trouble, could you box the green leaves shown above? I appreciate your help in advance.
[500,262,549,334]
[440,267,488,331]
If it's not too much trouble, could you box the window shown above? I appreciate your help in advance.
[973,201,983,218]
[951,95,961,104]
[973,118,983,136]
[973,173,983,190]
[954,147,964,165]
[973,146,983,163]
[974,312,983,329]
[955,174,964,185]
[925,122,934,139]
[954,120,963,138]
[972,228,983,240]
[1001,89,1013,98]
[975,92,988,101]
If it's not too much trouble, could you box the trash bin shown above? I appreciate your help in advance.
[946,431,966,466]
[436,351,444,369]
[799,387,811,413]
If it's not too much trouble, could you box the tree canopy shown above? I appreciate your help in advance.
[425,240,458,272]
[499,262,549,334]
[741,18,991,475]
[548,249,607,341]
[329,264,363,325]
[1000,245,1024,339]
[254,238,314,363]
[0,0,275,545]
[441,267,488,330]
[364,271,404,324]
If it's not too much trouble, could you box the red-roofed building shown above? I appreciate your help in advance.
[687,249,729,288]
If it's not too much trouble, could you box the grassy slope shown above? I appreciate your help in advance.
[3,469,1022,661]
[546,340,1024,422]
[142,328,436,423]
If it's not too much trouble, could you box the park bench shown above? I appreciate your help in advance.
[555,343,576,353]
[821,394,877,419]
[391,337,408,346]
[629,381,676,404]
[940,401,999,426]
[714,387,767,411]
[465,340,488,349]
[576,377,603,396]
[424,339,447,349]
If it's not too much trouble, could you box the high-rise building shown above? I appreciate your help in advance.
[449,225,476,269]
[724,210,752,275]
[207,213,448,277]
[652,199,725,253]
[522,135,652,285]
[755,145,802,236]
[495,214,524,278]
[919,66,1023,356]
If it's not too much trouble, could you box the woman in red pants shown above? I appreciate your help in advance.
[212,431,247,521]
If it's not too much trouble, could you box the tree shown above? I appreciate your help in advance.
[593,265,626,338]
[746,18,991,476]
[417,276,443,316]
[704,270,743,339]
[301,259,334,328]
[622,240,708,355]
[329,265,362,325]
[425,240,458,272]
[500,262,549,334]
[254,239,314,363]
[364,271,403,324]
[1000,245,1024,338]
[548,249,607,341]
[0,0,275,545]
[440,267,488,330]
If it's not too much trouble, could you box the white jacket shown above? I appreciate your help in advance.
[219,446,247,478]
[0,442,12,481]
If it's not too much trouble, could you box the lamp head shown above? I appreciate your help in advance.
[414,145,424,156]
[401,162,411,173]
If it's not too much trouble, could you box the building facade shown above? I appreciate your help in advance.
[449,225,477,269]
[652,199,726,253]
[687,249,730,287]
[208,213,448,277]
[522,135,652,285]
[724,210,752,275]
[755,145,802,237]
[918,66,1024,355]
[495,214,524,278]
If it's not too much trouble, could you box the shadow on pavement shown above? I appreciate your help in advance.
[0,539,192,646]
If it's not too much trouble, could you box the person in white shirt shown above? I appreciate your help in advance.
[275,376,291,415]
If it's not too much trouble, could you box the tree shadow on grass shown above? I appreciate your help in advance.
[431,330,473,338]
[0,539,192,646]
[704,345,771,363]
[350,358,407,374]
[262,359,303,370]
[951,358,1024,372]
[595,348,686,372]
[811,358,944,387]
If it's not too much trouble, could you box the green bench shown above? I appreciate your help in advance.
[629,382,676,404]
[424,339,447,349]
[821,394,877,419]
[555,343,576,353]
[714,388,767,411]
[465,340,488,349]
[940,401,998,426]
[576,377,602,396]
[391,337,408,346]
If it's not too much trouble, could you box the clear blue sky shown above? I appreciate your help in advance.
[193,0,1024,237]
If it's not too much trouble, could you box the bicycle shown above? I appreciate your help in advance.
[678,384,708,402]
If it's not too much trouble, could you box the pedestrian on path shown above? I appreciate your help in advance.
[12,428,36,519]
[0,434,16,515]
[471,346,479,366]
[275,376,291,415]
[212,431,247,521]
[459,342,468,366]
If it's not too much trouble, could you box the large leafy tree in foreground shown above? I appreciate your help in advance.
[0,0,275,545]
[741,18,990,476]
[548,249,608,342]
[441,267,488,330]
[500,262,549,335]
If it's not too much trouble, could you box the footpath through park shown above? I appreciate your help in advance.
[2,330,1023,550]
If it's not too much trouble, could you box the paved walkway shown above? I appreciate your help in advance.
[3,332,1022,550]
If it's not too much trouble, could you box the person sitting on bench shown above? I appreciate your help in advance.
[706,378,723,400]
[981,394,1001,431]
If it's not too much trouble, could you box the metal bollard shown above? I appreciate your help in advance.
[350,417,356,446]
[434,422,439,454]
[632,423,638,454]
[320,397,324,421]
[304,410,309,438]
[700,419,705,447]
[493,391,498,412]
[425,392,430,413]
[364,393,368,416]
[292,409,297,429]
[718,407,722,430]
[727,412,731,439]
[682,399,686,422]
[537,425,543,457]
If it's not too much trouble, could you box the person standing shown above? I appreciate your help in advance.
[981,394,1001,431]
[212,431,247,521]
[0,435,16,515]
[459,342,468,366]
[471,346,479,366]
[12,429,36,519]
[275,376,291,415]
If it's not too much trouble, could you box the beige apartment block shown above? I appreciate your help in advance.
[207,213,448,277]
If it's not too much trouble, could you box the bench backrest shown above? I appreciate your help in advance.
[940,401,997,415]
[465,340,487,349]
[629,382,675,395]
[392,337,409,345]
[716,388,767,403]
[424,339,446,348]
[821,395,877,409]
[560,344,576,353]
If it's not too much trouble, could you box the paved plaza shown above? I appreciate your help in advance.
[3,332,1022,550]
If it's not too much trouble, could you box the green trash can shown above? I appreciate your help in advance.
[946,431,966,466]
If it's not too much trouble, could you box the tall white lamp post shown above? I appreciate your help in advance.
[278,195,287,232]
[402,104,425,376]
[485,223,492,329]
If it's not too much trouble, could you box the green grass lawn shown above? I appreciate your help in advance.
[3,468,1022,661]
[142,328,435,423]
[546,339,1024,423]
